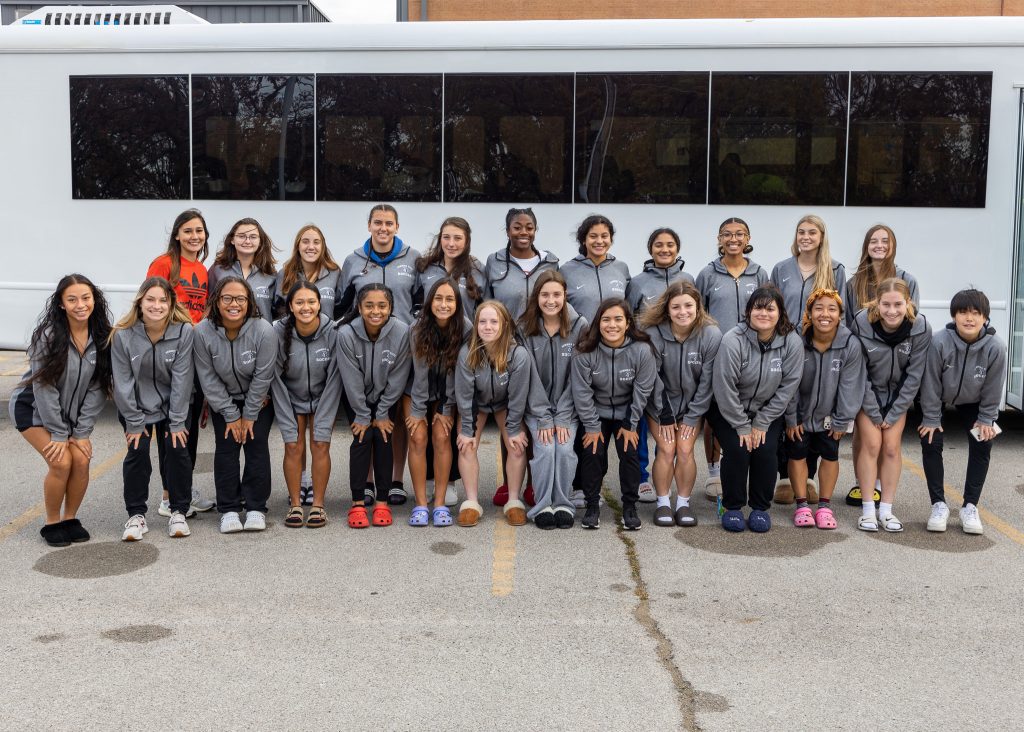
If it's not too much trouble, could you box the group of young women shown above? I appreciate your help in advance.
[12,205,1006,546]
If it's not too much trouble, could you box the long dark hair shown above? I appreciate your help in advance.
[416,217,482,302]
[518,269,570,338]
[412,278,465,370]
[576,298,652,354]
[206,276,260,326]
[339,283,394,327]
[26,273,112,395]
[155,209,209,287]
[575,214,615,257]
[744,285,794,336]
[280,280,322,360]
[213,217,278,275]
[490,207,538,286]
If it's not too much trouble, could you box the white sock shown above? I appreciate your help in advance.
[656,495,671,508]
[676,495,690,510]
[879,502,892,517]
[862,501,876,519]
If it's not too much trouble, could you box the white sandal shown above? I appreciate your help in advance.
[879,513,904,533]
[858,515,879,532]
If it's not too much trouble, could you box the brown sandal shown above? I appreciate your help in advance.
[306,506,327,529]
[284,505,305,528]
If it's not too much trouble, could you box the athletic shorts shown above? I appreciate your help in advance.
[785,429,840,462]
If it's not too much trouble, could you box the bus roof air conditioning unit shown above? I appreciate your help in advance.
[19,5,209,25]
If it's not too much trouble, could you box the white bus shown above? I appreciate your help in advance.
[1,16,1023,405]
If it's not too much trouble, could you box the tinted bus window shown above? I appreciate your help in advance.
[847,72,992,208]
[444,74,573,203]
[191,75,315,201]
[575,73,709,204]
[70,76,189,200]
[317,75,442,202]
[709,73,848,206]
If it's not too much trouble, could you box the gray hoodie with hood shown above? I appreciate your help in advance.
[209,262,277,323]
[694,257,769,328]
[519,309,589,429]
[484,247,560,321]
[844,267,919,326]
[111,321,194,434]
[455,343,550,437]
[559,254,631,323]
[919,322,1007,429]
[273,267,343,321]
[784,324,866,433]
[571,337,658,433]
[850,309,932,425]
[712,324,803,435]
[193,317,279,423]
[270,314,341,443]
[336,316,411,424]
[625,258,695,316]
[770,256,847,325]
[646,323,722,428]
[338,241,422,324]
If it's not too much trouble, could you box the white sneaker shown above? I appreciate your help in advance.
[927,501,950,532]
[704,465,722,500]
[300,470,313,489]
[157,500,171,518]
[430,481,460,507]
[220,511,243,534]
[168,512,191,538]
[960,504,984,535]
[637,481,657,503]
[190,489,215,512]
[122,514,148,542]
[243,510,266,531]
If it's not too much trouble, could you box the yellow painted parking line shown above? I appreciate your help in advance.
[903,452,1024,548]
[0,448,126,543]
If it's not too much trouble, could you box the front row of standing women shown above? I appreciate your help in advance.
[13,267,1005,545]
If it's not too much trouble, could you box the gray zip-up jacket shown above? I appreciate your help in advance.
[455,343,549,437]
[712,324,803,435]
[625,258,695,315]
[407,317,473,420]
[784,325,866,433]
[273,266,343,321]
[844,267,919,326]
[193,317,279,423]
[10,331,106,442]
[647,323,722,428]
[919,323,1007,429]
[270,314,341,443]
[770,257,848,325]
[336,316,411,424]
[209,262,276,323]
[484,248,560,320]
[519,311,589,428]
[559,255,631,323]
[414,260,486,318]
[111,321,194,434]
[694,258,769,328]
[850,309,932,425]
[571,338,658,433]
[338,240,421,324]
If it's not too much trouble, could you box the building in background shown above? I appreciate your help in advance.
[1,0,329,24]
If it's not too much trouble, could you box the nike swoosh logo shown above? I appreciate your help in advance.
[781,277,790,283]
[131,355,141,362]
[867,347,878,353]
[713,286,722,291]
[576,285,585,290]
[592,371,601,375]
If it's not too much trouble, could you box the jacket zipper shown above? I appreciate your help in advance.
[746,345,766,413]
[65,344,85,431]
[229,339,244,397]
[952,340,973,404]
[305,339,314,410]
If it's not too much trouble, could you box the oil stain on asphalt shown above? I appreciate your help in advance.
[33,541,159,579]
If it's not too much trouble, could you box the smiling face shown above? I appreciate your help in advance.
[877,290,908,329]
[599,305,627,347]
[954,307,984,342]
[585,224,612,262]
[368,210,398,251]
[809,297,840,338]
[796,222,822,256]
[140,285,170,327]
[749,300,780,336]
[289,286,321,327]
[62,283,94,325]
[507,214,537,254]
[477,306,502,344]
[668,294,697,330]
[718,222,750,257]
[430,283,457,325]
[217,282,249,329]
[867,228,891,262]
[175,217,206,261]
[537,281,565,319]
[298,228,323,265]
[651,233,679,267]
[232,223,261,259]
[439,225,467,262]
[359,289,391,331]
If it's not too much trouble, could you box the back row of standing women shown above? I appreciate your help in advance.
[13,205,1005,546]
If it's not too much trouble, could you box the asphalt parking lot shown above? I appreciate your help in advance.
[1,349,1022,731]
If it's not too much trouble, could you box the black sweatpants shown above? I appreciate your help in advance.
[350,426,394,503]
[707,402,784,512]
[211,401,275,514]
[578,417,641,508]
[120,417,192,517]
[920,402,992,506]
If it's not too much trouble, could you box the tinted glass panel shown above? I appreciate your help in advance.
[70,76,189,200]
[318,75,441,202]
[575,73,709,204]
[847,73,991,208]
[192,75,315,200]
[709,73,848,206]
[444,74,573,203]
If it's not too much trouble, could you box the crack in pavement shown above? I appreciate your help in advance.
[603,489,702,732]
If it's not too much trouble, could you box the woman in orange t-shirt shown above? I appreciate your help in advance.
[145,209,215,515]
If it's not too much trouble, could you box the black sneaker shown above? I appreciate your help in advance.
[535,511,556,530]
[582,505,600,529]
[622,503,642,531]
[554,509,575,529]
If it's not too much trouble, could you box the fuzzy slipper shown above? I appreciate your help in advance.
[806,479,819,504]
[503,499,527,527]
[773,479,794,505]
[457,500,483,527]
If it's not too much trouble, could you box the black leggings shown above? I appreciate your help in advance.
[578,417,640,508]
[120,417,192,517]
[350,426,393,503]
[920,402,992,506]
[211,402,275,514]
[707,403,784,512]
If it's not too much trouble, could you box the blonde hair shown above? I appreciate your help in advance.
[852,224,898,308]
[467,300,516,373]
[801,287,844,335]
[281,224,339,295]
[639,280,716,333]
[790,214,836,292]
[110,276,192,342]
[866,277,916,325]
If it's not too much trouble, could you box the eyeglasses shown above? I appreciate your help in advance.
[718,232,749,240]
[219,295,249,305]
[234,233,260,242]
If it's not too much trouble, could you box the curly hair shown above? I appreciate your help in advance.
[206,276,260,326]
[412,278,465,371]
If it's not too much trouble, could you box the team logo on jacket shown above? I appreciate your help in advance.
[974,365,987,380]
[560,344,574,358]
[831,358,843,372]
[241,349,256,365]
[497,371,510,386]
[745,282,756,293]
[609,280,626,293]
[897,342,912,356]
[164,349,177,363]
[618,368,636,382]
[686,351,701,366]
[381,349,397,365]
[770,358,783,373]
[396,265,414,278]
[314,348,331,363]
[254,286,269,298]
[319,287,334,301]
